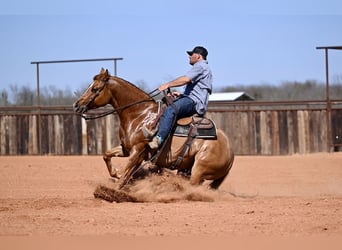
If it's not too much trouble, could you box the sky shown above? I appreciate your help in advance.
[1,0,342,94]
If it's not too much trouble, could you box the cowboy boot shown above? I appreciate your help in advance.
[148,135,162,149]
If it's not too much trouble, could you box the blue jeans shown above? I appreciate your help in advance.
[157,96,196,142]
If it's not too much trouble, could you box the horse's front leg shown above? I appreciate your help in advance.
[119,143,147,188]
[103,145,128,178]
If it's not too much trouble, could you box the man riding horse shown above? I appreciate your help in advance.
[73,46,234,189]
[144,46,212,149]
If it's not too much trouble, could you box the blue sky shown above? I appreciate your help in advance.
[1,1,342,93]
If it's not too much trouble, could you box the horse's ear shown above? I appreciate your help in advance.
[105,69,111,77]
[100,68,106,74]
[104,69,111,81]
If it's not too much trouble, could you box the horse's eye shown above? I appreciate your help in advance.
[91,87,98,93]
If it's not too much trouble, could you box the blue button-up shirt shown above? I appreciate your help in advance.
[184,60,213,115]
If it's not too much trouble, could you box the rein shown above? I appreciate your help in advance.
[80,88,160,120]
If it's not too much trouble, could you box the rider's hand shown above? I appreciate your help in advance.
[158,83,169,92]
[172,91,181,97]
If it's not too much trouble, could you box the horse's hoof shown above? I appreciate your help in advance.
[110,168,121,179]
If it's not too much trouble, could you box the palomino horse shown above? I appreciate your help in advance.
[73,68,234,189]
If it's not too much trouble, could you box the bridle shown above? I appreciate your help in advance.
[79,80,160,120]
[83,80,107,111]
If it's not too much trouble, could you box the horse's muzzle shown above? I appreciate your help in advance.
[73,101,88,114]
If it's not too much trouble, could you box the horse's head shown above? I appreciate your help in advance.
[73,68,112,114]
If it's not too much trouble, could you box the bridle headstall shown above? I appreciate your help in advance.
[79,86,161,120]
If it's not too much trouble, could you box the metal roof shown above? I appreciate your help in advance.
[209,92,254,101]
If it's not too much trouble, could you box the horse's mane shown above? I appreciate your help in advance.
[112,76,152,98]
[93,72,152,100]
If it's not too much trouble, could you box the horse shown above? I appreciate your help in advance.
[73,68,234,189]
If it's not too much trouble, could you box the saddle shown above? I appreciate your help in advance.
[152,115,217,171]
[160,93,216,139]
[174,116,217,139]
[151,95,217,170]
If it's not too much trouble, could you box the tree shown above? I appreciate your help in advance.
[0,90,10,106]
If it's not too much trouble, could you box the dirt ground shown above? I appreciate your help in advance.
[0,153,342,240]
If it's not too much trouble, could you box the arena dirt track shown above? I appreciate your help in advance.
[0,153,342,237]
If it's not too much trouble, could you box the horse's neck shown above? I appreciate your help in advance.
[108,77,151,107]
[108,78,157,127]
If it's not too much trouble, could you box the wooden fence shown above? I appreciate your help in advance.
[0,100,341,155]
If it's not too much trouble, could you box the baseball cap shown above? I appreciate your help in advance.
[186,46,208,59]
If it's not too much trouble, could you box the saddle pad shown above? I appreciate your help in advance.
[174,118,217,139]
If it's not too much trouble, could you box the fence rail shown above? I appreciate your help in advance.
[0,100,341,155]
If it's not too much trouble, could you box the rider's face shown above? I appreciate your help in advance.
[189,53,201,65]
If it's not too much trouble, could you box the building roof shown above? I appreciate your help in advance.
[209,92,254,101]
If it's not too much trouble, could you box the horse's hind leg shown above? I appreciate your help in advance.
[209,174,227,189]
[190,158,233,189]
[188,166,205,186]
[209,159,234,189]
[103,145,126,178]
[190,168,226,189]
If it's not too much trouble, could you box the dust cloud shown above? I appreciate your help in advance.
[94,171,230,203]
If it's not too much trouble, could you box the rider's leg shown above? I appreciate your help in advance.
[148,105,176,148]
[149,96,196,149]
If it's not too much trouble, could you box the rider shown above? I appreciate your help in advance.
[147,46,213,149]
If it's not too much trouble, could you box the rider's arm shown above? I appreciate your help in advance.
[159,76,191,91]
